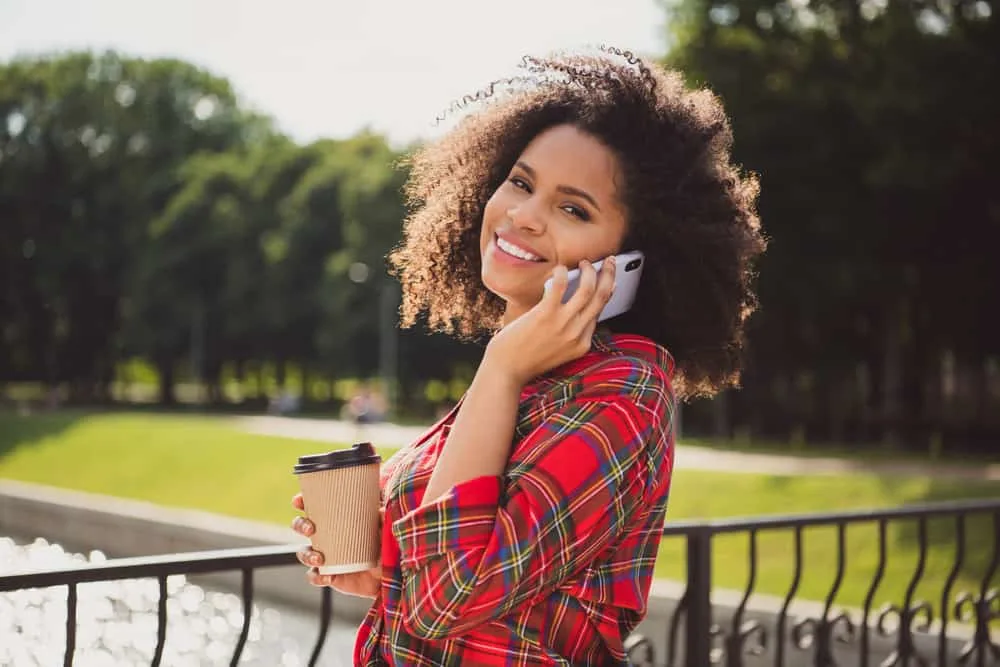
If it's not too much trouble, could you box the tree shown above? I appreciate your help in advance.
[0,50,270,401]
[665,0,1000,447]
[123,152,255,404]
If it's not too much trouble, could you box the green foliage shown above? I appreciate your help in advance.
[1,51,477,413]
[7,15,998,440]
[0,51,267,399]
[664,0,1000,448]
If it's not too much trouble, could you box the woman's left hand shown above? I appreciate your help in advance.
[484,257,616,387]
[291,493,382,599]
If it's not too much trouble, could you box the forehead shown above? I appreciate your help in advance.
[518,125,622,198]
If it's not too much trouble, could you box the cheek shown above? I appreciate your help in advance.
[480,194,502,240]
[482,189,507,224]
[554,230,621,268]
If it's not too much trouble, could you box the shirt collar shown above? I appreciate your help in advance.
[530,328,675,388]
[592,328,675,377]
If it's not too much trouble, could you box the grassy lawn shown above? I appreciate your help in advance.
[0,409,394,525]
[681,433,1000,466]
[1,410,997,617]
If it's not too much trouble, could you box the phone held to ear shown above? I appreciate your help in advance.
[543,250,645,323]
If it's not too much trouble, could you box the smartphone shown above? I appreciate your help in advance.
[543,250,645,322]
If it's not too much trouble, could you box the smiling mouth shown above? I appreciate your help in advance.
[495,234,545,262]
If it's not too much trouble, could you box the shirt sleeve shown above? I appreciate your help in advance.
[390,360,672,641]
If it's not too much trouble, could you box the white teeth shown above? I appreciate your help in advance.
[496,237,541,261]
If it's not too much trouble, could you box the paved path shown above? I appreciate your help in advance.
[235,415,1000,482]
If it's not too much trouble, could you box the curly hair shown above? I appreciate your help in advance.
[388,47,766,399]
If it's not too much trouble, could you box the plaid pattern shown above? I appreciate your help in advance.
[353,331,676,666]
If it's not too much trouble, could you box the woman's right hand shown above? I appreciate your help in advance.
[291,493,382,599]
[485,258,616,386]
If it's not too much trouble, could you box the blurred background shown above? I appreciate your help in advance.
[1,0,998,456]
[2,5,999,664]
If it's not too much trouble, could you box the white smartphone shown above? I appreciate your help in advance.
[543,250,645,322]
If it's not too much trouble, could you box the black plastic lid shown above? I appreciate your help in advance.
[293,442,380,475]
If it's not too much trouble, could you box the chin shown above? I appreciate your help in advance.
[481,275,511,301]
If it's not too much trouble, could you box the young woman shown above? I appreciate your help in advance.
[291,47,765,666]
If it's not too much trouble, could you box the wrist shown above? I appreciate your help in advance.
[479,350,528,392]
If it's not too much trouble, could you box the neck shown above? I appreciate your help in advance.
[500,306,527,328]
[500,298,535,328]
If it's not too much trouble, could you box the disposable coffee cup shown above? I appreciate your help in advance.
[294,442,382,575]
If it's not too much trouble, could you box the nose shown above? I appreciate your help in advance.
[506,198,546,235]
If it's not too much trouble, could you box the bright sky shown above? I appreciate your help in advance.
[1,0,669,146]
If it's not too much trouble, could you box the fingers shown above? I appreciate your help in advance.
[296,545,325,568]
[291,515,314,537]
[564,260,598,314]
[578,256,616,324]
[305,569,379,598]
[291,493,304,511]
[542,265,570,307]
[306,569,335,588]
[566,256,615,324]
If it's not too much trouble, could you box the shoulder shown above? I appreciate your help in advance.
[566,333,674,411]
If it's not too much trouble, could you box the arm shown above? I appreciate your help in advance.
[392,360,671,640]
[423,259,614,506]
[421,354,521,505]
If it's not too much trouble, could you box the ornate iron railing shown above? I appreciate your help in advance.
[0,545,324,667]
[629,497,1000,667]
[1,498,997,666]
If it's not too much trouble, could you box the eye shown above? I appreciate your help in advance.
[562,204,591,221]
[508,176,531,192]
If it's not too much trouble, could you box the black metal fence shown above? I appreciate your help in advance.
[629,498,1000,667]
[0,545,325,667]
[1,498,997,666]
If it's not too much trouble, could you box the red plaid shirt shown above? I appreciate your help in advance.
[353,331,676,666]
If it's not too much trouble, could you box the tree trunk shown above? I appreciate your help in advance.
[275,359,286,389]
[233,359,246,404]
[711,391,729,439]
[975,358,997,432]
[157,358,177,406]
[899,315,927,448]
[96,355,115,404]
[205,359,223,405]
[880,302,904,444]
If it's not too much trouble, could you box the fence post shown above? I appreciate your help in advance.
[686,527,713,667]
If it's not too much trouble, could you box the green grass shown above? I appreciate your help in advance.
[0,409,395,524]
[682,433,1000,466]
[1,410,997,618]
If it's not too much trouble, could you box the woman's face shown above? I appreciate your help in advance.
[480,124,628,322]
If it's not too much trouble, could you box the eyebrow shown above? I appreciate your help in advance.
[515,161,602,213]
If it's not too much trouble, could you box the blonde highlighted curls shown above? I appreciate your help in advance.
[388,47,766,399]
